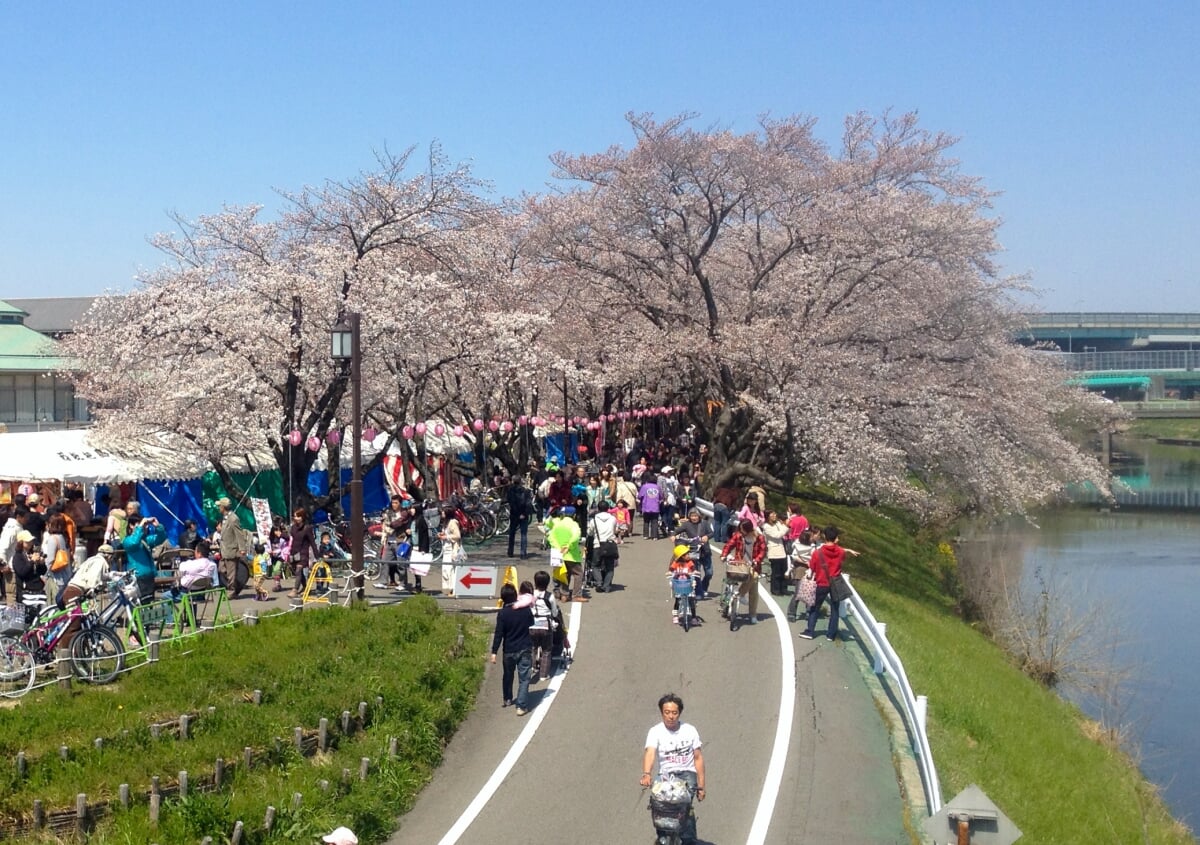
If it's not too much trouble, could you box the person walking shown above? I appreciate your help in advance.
[799,525,859,641]
[589,501,619,592]
[490,583,535,716]
[638,476,662,539]
[546,507,587,602]
[287,508,319,598]
[506,477,534,559]
[639,693,706,845]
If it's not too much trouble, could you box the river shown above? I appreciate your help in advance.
[957,437,1200,831]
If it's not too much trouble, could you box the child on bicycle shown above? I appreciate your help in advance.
[668,544,697,625]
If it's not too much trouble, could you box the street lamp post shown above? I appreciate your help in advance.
[330,312,364,600]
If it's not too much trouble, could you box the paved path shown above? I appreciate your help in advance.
[355,537,912,844]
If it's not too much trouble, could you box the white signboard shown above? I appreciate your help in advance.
[249,497,273,545]
[453,565,497,598]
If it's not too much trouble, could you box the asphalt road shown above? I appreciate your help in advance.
[341,536,911,845]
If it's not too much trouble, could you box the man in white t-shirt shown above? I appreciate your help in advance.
[639,693,706,844]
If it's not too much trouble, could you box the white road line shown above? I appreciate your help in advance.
[746,581,796,845]
[435,598,583,845]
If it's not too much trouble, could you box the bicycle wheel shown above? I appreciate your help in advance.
[70,626,125,684]
[492,504,510,538]
[729,588,740,632]
[429,537,444,559]
[681,598,692,632]
[362,558,382,580]
[0,635,36,698]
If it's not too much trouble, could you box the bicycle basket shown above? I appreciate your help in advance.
[670,576,694,597]
[649,795,691,833]
[725,562,751,582]
[0,605,26,633]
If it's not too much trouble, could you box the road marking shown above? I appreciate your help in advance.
[435,598,583,845]
[746,581,796,845]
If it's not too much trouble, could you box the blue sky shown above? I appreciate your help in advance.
[1,1,1196,311]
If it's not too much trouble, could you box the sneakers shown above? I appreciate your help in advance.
[799,632,815,640]
[516,707,529,717]
[672,614,680,625]
[374,582,388,589]
[748,617,758,625]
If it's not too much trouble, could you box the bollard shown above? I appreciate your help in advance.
[389,737,398,759]
[252,689,263,705]
[244,747,253,770]
[60,745,69,762]
[151,776,160,797]
[358,700,368,723]
[319,717,329,752]
[179,770,188,799]
[294,727,304,752]
[231,820,244,844]
[75,793,87,834]
[119,783,130,809]
[341,710,351,733]
[32,799,43,830]
[147,636,160,663]
[180,714,190,740]
[149,792,160,826]
[292,792,303,811]
[359,757,370,781]
[319,779,330,793]
[215,757,225,788]
[150,724,160,740]
[94,737,104,751]
[264,806,276,832]
[17,751,26,779]
[244,608,258,626]
[342,767,351,785]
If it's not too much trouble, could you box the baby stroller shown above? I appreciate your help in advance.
[551,606,573,671]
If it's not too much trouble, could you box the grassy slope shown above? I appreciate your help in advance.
[794,496,1194,844]
[1125,418,1200,441]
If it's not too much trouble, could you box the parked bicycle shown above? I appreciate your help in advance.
[0,583,126,698]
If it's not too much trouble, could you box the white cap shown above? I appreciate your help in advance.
[322,827,358,845]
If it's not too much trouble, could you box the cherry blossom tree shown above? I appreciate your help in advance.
[62,147,528,513]
[530,112,1114,518]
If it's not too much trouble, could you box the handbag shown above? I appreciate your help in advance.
[797,569,818,607]
[51,548,72,572]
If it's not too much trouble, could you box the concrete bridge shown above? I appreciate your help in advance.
[1019,313,1200,399]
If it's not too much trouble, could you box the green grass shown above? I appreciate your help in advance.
[0,598,487,843]
[1126,417,1200,441]
[790,495,1194,844]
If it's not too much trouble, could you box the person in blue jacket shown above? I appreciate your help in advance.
[122,514,167,602]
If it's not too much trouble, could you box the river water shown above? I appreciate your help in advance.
[957,437,1200,830]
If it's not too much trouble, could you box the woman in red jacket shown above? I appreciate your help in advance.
[720,520,766,624]
[800,525,859,641]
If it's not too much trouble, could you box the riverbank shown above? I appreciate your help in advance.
[790,494,1194,843]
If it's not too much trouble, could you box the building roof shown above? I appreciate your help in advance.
[4,297,98,336]
[0,299,74,372]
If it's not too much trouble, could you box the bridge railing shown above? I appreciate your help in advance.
[1026,312,1200,329]
[1039,349,1200,372]
[694,497,943,815]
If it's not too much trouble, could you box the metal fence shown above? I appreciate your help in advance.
[1039,350,1200,372]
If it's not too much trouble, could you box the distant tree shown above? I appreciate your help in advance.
[530,112,1114,518]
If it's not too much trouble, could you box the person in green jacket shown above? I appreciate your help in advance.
[546,507,587,602]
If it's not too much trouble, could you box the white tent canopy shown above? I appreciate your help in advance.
[0,429,214,483]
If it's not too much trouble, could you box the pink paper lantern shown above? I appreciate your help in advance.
[472,419,485,432]
[501,420,514,433]
[362,426,378,442]
[402,425,414,439]
[433,423,445,436]
[453,425,465,437]
[518,415,528,426]
[488,420,500,432]
[305,435,321,451]
[415,422,427,436]
[288,429,303,447]
[326,429,342,445]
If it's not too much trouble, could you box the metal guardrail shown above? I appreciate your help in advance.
[1025,313,1200,329]
[1039,350,1200,372]
[694,497,943,815]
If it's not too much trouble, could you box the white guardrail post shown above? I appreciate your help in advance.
[695,496,943,816]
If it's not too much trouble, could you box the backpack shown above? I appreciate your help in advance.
[531,590,559,631]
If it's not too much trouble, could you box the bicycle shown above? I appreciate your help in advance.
[717,560,752,631]
[669,571,701,632]
[0,585,126,697]
[647,774,697,845]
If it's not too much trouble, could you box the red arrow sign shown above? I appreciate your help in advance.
[459,571,494,589]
